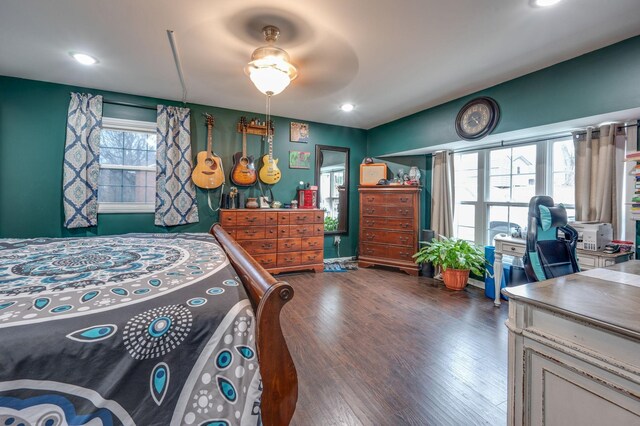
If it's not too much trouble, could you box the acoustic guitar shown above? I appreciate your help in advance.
[230,117,257,186]
[258,121,281,184]
[192,113,225,189]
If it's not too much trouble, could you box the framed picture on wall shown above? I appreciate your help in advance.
[290,122,310,143]
[289,151,311,169]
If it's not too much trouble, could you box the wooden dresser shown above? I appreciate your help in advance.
[358,186,421,276]
[219,208,324,274]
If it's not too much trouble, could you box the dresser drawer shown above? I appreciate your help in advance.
[290,224,315,238]
[300,250,323,265]
[313,223,324,236]
[235,227,265,240]
[278,252,301,267]
[239,239,277,254]
[278,238,302,253]
[361,192,386,205]
[277,226,291,238]
[237,211,265,226]
[264,226,278,238]
[302,236,324,251]
[362,217,414,231]
[220,211,236,227]
[361,230,414,246]
[290,212,315,225]
[225,228,236,240]
[253,253,277,269]
[361,205,413,218]
[386,246,415,262]
[277,213,290,225]
[360,243,387,258]
[313,210,324,223]
[265,211,278,225]
[386,193,414,206]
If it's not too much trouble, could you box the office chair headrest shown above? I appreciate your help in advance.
[528,195,568,231]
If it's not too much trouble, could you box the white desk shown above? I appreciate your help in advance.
[492,235,633,307]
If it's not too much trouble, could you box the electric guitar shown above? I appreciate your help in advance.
[192,114,225,189]
[230,117,257,186]
[258,121,281,184]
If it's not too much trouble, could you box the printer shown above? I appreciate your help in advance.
[567,221,613,251]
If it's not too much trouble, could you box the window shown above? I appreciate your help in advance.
[453,138,576,246]
[319,168,344,220]
[98,117,156,213]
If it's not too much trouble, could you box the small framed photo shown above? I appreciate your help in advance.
[290,122,310,143]
[289,151,311,169]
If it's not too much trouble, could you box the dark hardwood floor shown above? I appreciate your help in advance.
[279,267,509,426]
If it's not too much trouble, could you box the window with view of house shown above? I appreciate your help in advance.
[98,117,157,213]
[453,138,575,246]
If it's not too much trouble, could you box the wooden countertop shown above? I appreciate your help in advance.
[503,260,640,340]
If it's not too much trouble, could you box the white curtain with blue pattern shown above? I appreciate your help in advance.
[155,105,199,226]
[63,92,103,228]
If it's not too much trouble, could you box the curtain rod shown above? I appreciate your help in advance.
[103,99,158,111]
[427,122,639,156]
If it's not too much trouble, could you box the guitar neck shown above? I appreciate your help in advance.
[242,129,247,157]
[268,135,273,162]
[207,123,213,155]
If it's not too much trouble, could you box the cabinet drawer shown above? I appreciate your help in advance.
[278,252,301,267]
[239,239,277,254]
[499,242,526,257]
[313,210,324,223]
[290,224,315,238]
[290,212,315,225]
[253,253,277,269]
[237,211,265,226]
[225,228,236,240]
[277,213,290,225]
[300,250,323,265]
[278,226,291,238]
[360,243,387,258]
[361,193,386,205]
[361,205,413,218]
[386,193,414,206]
[265,226,278,238]
[386,246,415,261]
[235,227,265,240]
[362,217,414,230]
[361,229,414,246]
[577,254,597,268]
[265,212,278,225]
[220,211,236,227]
[302,236,324,251]
[278,238,302,253]
[313,223,324,236]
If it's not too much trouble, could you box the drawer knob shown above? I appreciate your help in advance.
[248,217,256,222]
[510,247,516,251]
[263,243,273,248]
[400,197,408,202]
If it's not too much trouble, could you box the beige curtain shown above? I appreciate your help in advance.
[431,151,455,237]
[574,124,618,236]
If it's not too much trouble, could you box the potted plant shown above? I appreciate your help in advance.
[413,236,486,290]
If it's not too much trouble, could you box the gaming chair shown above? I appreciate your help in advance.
[522,196,580,282]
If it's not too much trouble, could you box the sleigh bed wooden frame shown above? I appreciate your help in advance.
[210,224,298,426]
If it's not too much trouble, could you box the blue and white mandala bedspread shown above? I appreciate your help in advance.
[0,233,262,426]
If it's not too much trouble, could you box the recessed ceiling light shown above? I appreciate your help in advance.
[532,0,562,7]
[70,52,98,65]
[340,103,355,112]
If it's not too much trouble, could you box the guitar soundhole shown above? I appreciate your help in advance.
[205,158,213,166]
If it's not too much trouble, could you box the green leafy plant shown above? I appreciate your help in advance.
[324,216,338,231]
[413,236,486,276]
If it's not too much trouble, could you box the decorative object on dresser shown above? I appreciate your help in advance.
[360,162,387,186]
[192,113,225,189]
[219,208,325,274]
[358,186,421,276]
[230,116,257,187]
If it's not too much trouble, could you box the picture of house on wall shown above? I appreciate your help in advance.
[290,122,310,142]
[289,151,311,169]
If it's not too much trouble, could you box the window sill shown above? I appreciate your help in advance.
[98,203,154,214]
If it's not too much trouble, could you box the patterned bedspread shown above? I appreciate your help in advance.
[0,233,261,426]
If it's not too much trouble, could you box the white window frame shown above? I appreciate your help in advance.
[98,117,156,214]
[454,137,576,246]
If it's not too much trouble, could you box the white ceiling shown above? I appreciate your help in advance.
[1,0,639,129]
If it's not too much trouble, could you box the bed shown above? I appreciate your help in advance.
[0,224,298,426]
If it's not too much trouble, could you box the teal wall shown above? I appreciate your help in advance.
[0,76,366,257]
[368,36,640,157]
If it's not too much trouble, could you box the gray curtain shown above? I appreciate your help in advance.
[574,124,618,235]
[431,151,455,237]
[62,92,103,228]
[155,105,199,226]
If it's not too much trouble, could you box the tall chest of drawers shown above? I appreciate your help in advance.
[219,208,324,274]
[358,186,421,276]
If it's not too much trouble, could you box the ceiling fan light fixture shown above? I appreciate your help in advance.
[340,103,355,112]
[531,0,562,7]
[245,26,298,96]
[70,52,98,65]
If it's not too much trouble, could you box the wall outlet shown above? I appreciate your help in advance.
[333,236,341,245]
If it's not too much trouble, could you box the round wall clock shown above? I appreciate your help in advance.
[455,97,500,141]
